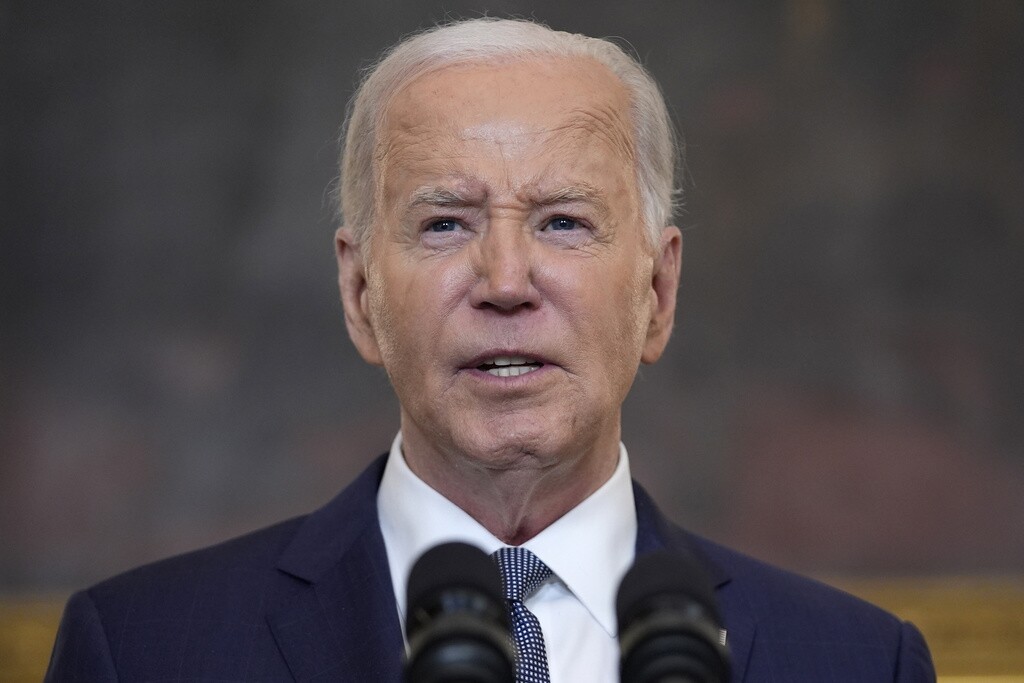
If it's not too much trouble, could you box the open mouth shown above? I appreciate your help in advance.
[476,355,544,378]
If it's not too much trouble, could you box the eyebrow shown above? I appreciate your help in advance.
[536,183,607,208]
[531,183,612,223]
[407,183,609,212]
[408,187,476,208]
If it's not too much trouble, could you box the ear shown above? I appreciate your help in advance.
[641,226,682,364]
[335,226,383,366]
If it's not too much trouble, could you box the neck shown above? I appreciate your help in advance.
[400,425,620,545]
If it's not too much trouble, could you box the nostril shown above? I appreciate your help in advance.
[475,297,538,313]
[470,276,540,312]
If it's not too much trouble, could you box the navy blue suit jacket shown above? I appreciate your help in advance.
[47,455,935,681]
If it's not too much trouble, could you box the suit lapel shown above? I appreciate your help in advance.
[268,456,404,682]
[633,482,756,683]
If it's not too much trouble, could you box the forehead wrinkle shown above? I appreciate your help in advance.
[376,125,454,174]
[547,105,636,165]
[375,91,477,181]
[377,127,481,213]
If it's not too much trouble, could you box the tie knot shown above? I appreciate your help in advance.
[492,547,552,603]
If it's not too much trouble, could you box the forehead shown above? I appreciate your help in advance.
[375,57,637,199]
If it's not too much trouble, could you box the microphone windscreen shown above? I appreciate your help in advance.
[406,542,503,629]
[616,551,729,683]
[616,550,720,628]
[404,542,514,683]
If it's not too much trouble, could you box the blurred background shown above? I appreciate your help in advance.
[3,0,1023,598]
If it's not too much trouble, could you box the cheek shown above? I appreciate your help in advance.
[602,259,654,365]
[364,260,418,363]
[627,261,655,332]
[367,259,471,363]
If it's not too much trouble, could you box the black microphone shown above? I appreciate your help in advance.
[404,542,515,683]
[616,551,731,683]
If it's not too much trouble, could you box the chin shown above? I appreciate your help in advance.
[458,417,581,470]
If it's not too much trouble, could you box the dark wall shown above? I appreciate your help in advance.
[3,0,1022,589]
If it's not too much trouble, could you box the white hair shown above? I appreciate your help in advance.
[338,17,679,247]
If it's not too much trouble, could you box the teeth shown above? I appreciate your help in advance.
[476,355,543,377]
[491,355,531,367]
[487,365,540,377]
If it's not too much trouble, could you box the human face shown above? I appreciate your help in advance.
[338,58,680,481]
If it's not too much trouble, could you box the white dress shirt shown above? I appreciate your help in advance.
[378,432,638,683]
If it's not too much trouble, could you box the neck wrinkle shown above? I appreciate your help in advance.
[401,430,619,545]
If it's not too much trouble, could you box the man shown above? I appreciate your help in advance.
[47,18,935,682]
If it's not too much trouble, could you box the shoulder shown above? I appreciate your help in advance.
[694,533,896,630]
[48,456,392,680]
[636,482,910,639]
[688,534,935,681]
[635,485,933,680]
[83,454,390,614]
[47,517,311,681]
[96,516,302,594]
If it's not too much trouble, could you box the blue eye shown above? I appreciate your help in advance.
[547,216,580,231]
[428,219,461,232]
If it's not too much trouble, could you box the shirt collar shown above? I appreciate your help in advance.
[377,432,637,637]
[522,444,636,636]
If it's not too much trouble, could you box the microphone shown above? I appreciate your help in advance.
[404,542,515,683]
[616,551,731,683]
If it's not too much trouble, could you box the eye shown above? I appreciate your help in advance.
[427,218,462,232]
[545,216,581,231]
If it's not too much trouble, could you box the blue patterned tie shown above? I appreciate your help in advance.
[492,547,553,683]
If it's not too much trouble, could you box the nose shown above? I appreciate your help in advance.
[468,223,541,312]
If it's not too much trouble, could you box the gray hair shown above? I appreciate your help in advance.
[338,17,679,247]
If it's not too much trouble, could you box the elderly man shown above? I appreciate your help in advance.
[47,18,934,682]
